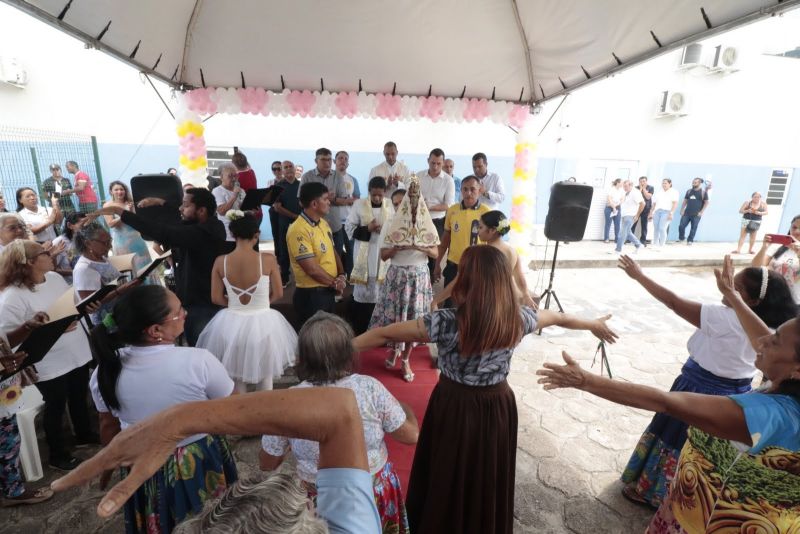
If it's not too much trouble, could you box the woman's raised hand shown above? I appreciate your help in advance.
[713,254,737,297]
[536,351,588,391]
[590,314,618,344]
[617,255,643,280]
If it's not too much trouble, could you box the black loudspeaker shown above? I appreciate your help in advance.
[130,174,183,241]
[544,182,593,242]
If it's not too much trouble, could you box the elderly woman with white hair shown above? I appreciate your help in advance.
[0,213,28,253]
[260,311,419,534]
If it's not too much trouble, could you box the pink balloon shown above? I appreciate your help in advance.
[286,90,317,117]
[334,91,359,118]
[419,96,445,122]
[511,205,525,221]
[508,105,529,130]
[514,149,529,169]
[238,87,269,115]
[185,88,217,114]
[463,98,490,122]
[375,93,402,120]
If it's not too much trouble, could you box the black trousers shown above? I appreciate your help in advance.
[35,363,93,462]
[351,300,376,335]
[277,221,292,282]
[184,304,221,346]
[428,218,446,278]
[442,261,459,308]
[294,286,336,327]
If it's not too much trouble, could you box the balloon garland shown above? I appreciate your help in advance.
[175,88,536,256]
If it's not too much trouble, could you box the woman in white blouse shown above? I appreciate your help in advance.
[90,284,237,533]
[15,187,61,243]
[0,239,95,471]
[260,312,418,534]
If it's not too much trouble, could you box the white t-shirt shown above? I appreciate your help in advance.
[90,344,234,447]
[652,187,680,212]
[0,272,91,381]
[687,304,757,379]
[211,185,244,241]
[620,189,644,217]
[769,247,800,304]
[19,206,56,242]
[418,170,455,220]
[261,374,405,483]
[73,256,121,293]
[606,187,625,208]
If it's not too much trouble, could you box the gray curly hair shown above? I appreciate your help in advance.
[173,464,328,533]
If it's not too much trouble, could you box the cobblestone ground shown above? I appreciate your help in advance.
[1,266,724,533]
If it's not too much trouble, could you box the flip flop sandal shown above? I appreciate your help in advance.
[2,487,54,507]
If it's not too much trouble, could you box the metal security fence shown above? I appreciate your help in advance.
[0,125,105,209]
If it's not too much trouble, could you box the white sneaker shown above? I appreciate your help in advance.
[607,249,621,255]
[633,246,641,255]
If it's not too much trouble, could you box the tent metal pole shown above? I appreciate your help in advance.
[143,74,175,120]
[537,0,800,104]
[510,0,535,104]
[1,0,178,89]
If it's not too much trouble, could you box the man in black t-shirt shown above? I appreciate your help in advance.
[273,160,302,285]
[678,177,709,244]
[631,175,654,243]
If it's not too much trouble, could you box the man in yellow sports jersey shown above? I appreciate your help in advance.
[287,182,346,326]
[434,175,490,287]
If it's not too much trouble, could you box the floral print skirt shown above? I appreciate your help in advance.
[368,264,432,351]
[122,434,237,534]
[307,460,409,534]
[621,358,751,508]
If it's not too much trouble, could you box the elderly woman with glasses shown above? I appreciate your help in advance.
[15,187,62,244]
[90,284,238,533]
[260,311,419,534]
[0,240,96,471]
[73,222,139,324]
[0,213,29,253]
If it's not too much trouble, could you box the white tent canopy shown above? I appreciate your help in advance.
[5,0,800,104]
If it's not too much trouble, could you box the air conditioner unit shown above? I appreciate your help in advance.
[0,56,28,87]
[708,44,740,72]
[655,91,689,118]
[678,43,703,69]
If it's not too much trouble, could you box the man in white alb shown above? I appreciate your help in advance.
[418,148,455,277]
[471,152,505,208]
[369,141,409,196]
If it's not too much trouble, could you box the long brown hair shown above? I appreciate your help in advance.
[450,245,524,356]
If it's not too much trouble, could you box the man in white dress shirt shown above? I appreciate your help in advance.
[471,152,506,208]
[368,141,409,196]
[418,148,455,277]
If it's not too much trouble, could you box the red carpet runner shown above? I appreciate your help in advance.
[357,346,438,490]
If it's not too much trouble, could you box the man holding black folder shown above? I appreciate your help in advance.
[94,188,226,346]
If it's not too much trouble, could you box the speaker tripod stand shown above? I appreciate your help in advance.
[538,241,564,334]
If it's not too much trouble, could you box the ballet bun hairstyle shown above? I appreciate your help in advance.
[481,210,511,236]
[228,212,261,240]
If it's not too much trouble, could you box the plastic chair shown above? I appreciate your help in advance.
[16,386,44,481]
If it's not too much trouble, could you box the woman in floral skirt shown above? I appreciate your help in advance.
[369,181,439,382]
[89,285,237,533]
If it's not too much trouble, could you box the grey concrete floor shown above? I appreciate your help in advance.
[1,264,725,533]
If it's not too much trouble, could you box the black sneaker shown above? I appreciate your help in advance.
[75,433,101,449]
[49,457,81,471]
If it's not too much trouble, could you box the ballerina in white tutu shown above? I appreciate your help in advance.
[197,211,297,392]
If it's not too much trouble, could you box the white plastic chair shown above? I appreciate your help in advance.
[16,386,44,481]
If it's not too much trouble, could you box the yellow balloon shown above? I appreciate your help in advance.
[178,155,190,166]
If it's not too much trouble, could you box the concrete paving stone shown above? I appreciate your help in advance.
[517,404,542,429]
[590,471,655,529]
[587,424,640,451]
[541,410,587,439]
[518,426,560,459]
[560,437,621,473]
[538,459,593,497]
[562,399,605,424]
[564,496,632,534]
[521,387,563,414]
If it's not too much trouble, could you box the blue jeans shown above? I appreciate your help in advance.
[616,216,642,252]
[678,214,702,242]
[652,209,671,246]
[604,206,621,241]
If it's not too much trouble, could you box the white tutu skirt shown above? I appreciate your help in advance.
[196,308,297,384]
